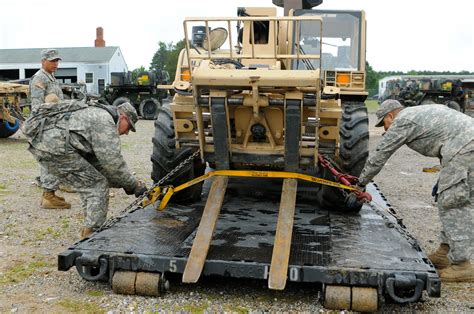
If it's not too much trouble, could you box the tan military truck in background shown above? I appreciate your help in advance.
[0,82,28,138]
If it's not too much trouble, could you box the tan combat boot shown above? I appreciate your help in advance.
[41,191,71,209]
[80,227,94,240]
[428,243,451,269]
[439,260,474,282]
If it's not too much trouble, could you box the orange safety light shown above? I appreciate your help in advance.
[181,68,191,81]
[336,73,350,84]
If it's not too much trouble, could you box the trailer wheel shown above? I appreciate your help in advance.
[112,96,131,107]
[0,119,20,138]
[151,105,205,203]
[317,102,369,212]
[445,100,461,111]
[112,271,137,295]
[324,285,378,312]
[139,98,160,120]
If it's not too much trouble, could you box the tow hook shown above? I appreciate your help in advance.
[75,255,108,281]
[386,273,424,304]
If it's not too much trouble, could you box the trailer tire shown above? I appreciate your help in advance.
[112,96,131,107]
[139,98,160,120]
[317,102,369,212]
[151,105,205,203]
[445,100,461,112]
[0,119,20,138]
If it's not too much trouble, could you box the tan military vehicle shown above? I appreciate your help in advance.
[0,82,28,138]
[60,4,440,309]
[152,2,369,209]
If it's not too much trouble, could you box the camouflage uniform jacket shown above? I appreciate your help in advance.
[29,68,64,112]
[25,101,137,191]
[358,105,474,186]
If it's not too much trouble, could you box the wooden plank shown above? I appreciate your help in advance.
[182,176,228,283]
[268,178,298,290]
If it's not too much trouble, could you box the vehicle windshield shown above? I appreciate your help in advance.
[294,10,362,72]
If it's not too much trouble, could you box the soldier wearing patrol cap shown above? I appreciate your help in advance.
[29,48,69,210]
[117,102,138,134]
[357,99,474,282]
[24,97,147,239]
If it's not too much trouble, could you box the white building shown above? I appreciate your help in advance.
[0,28,128,94]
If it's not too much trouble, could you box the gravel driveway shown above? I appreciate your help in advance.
[0,108,472,312]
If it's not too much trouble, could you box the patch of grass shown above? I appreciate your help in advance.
[0,259,52,285]
[11,159,37,169]
[57,298,104,313]
[0,182,10,197]
[85,289,105,297]
[224,306,248,314]
[179,303,208,313]
[3,223,15,236]
[365,99,379,112]
[60,217,70,230]
[46,226,61,238]
[33,225,62,241]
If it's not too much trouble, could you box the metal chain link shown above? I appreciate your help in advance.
[98,149,201,231]
[9,104,26,121]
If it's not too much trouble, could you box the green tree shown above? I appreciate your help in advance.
[150,40,186,81]
[365,61,379,96]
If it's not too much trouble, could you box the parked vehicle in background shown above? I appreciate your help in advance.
[379,77,469,111]
[102,69,170,120]
[0,82,28,138]
[61,82,88,100]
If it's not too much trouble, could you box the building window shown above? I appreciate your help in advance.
[98,79,105,94]
[85,73,93,83]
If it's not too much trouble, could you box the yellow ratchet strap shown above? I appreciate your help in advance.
[151,170,356,210]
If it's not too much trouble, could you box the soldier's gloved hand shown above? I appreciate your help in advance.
[133,181,148,198]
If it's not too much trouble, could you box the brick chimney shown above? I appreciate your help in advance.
[95,27,105,47]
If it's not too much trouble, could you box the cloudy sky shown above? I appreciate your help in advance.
[1,0,473,72]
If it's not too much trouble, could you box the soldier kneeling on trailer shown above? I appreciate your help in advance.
[23,94,148,239]
[357,99,474,282]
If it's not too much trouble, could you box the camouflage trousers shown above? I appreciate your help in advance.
[30,147,110,229]
[39,164,60,192]
[437,141,474,263]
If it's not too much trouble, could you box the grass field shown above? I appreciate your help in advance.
[365,99,379,112]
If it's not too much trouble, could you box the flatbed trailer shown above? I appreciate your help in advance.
[58,178,440,311]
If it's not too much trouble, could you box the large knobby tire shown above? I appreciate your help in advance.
[317,102,369,212]
[150,105,205,203]
[112,96,131,107]
[445,100,461,112]
[421,98,436,105]
[0,119,20,138]
[139,98,160,120]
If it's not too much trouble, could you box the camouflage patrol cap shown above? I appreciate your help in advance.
[41,49,62,61]
[117,102,138,132]
[375,99,404,127]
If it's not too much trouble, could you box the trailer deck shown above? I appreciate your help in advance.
[58,178,440,310]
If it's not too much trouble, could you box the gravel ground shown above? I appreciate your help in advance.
[0,106,473,313]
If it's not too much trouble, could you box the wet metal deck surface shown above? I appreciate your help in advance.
[60,178,436,279]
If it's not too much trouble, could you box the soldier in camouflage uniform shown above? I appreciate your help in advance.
[357,99,473,282]
[23,97,147,239]
[29,49,70,209]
